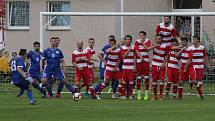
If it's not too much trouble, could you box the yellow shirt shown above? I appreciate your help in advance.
[0,56,10,73]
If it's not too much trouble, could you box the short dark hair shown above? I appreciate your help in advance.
[50,37,60,41]
[88,37,95,41]
[181,36,188,42]
[193,35,200,40]
[139,31,146,36]
[109,35,115,39]
[155,34,162,38]
[109,38,116,43]
[164,16,171,19]
[124,35,132,41]
[33,41,40,46]
[19,49,27,56]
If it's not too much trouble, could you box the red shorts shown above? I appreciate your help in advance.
[88,68,94,82]
[180,66,196,81]
[195,68,204,81]
[105,70,121,81]
[122,69,135,83]
[75,67,91,84]
[167,67,179,84]
[136,62,149,76]
[152,65,166,82]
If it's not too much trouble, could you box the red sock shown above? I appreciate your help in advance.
[129,82,134,96]
[145,78,150,91]
[178,87,183,98]
[152,82,157,96]
[86,85,89,92]
[159,82,164,96]
[81,83,85,87]
[136,78,141,90]
[196,82,203,96]
[118,85,122,96]
[189,81,193,90]
[89,86,96,96]
[173,85,178,95]
[122,83,126,96]
[165,82,171,95]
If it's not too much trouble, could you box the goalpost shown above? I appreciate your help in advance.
[39,12,215,95]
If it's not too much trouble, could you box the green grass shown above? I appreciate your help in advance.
[0,93,215,121]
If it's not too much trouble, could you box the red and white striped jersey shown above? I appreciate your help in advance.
[189,45,207,69]
[106,47,121,71]
[180,47,193,67]
[152,44,169,67]
[85,46,96,68]
[168,49,179,69]
[121,45,136,70]
[72,49,90,68]
[134,39,151,63]
[156,22,177,46]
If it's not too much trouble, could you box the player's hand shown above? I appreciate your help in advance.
[133,66,137,73]
[160,63,166,69]
[25,76,33,83]
[183,68,187,73]
[78,67,83,71]
[141,58,145,62]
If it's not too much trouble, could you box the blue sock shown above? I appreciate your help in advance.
[57,82,64,94]
[27,90,34,101]
[66,83,73,93]
[113,80,118,93]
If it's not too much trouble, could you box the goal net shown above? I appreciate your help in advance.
[2,12,215,96]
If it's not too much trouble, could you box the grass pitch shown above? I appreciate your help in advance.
[0,92,215,121]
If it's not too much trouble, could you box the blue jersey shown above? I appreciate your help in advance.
[42,48,64,69]
[99,44,111,70]
[11,56,27,84]
[27,50,42,73]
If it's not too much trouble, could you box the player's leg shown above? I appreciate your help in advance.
[128,70,135,100]
[165,68,173,99]
[158,68,166,100]
[121,70,127,99]
[143,62,150,100]
[31,73,46,98]
[151,66,158,100]
[136,63,143,100]
[56,69,74,95]
[178,69,187,100]
[172,70,179,99]
[192,68,204,99]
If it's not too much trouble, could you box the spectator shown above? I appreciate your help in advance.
[0,51,10,74]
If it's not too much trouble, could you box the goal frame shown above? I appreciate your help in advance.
[40,11,215,50]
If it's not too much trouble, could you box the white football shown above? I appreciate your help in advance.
[73,93,82,101]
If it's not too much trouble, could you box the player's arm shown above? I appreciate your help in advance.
[98,52,106,65]
[40,58,45,72]
[162,54,169,68]
[133,53,137,73]
[143,44,158,51]
[175,46,187,58]
[72,53,82,70]
[106,46,116,54]
[121,48,132,59]
[17,67,28,78]
[184,58,191,73]
[134,43,144,61]
[203,49,210,70]
[61,59,66,74]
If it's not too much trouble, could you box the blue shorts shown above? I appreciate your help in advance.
[29,72,42,81]
[14,79,30,90]
[43,68,65,81]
